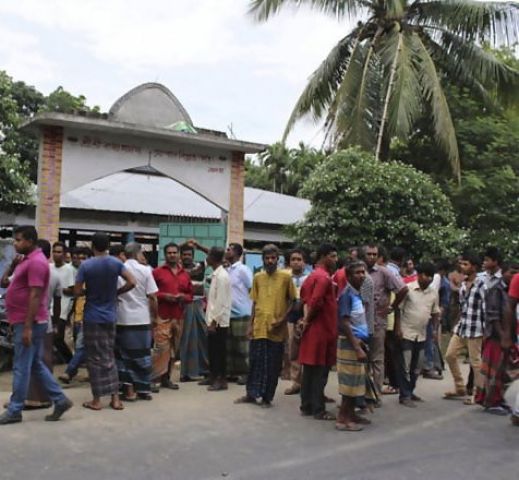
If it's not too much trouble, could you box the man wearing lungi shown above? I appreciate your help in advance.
[337,261,377,432]
[76,233,136,411]
[234,244,297,408]
[152,243,193,391]
[116,242,158,401]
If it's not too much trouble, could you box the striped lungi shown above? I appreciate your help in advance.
[227,316,250,376]
[180,299,209,378]
[337,336,376,401]
[83,322,119,398]
[152,317,182,380]
[116,324,152,394]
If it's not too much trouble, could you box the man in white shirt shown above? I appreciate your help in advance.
[51,242,76,363]
[205,247,232,391]
[116,242,158,401]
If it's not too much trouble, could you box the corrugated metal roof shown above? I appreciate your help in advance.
[60,172,310,226]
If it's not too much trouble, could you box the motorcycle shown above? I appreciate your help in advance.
[0,293,13,371]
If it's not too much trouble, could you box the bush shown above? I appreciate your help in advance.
[291,148,464,259]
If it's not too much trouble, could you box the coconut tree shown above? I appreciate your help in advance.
[249,0,519,180]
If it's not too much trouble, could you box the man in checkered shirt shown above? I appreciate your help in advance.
[444,252,486,403]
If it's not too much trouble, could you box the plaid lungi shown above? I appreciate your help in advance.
[337,336,376,401]
[115,324,152,394]
[180,299,209,378]
[246,339,284,402]
[83,322,119,397]
[227,316,250,376]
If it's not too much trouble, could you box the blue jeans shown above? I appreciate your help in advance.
[66,324,85,378]
[8,323,66,415]
[397,339,425,400]
[423,321,434,371]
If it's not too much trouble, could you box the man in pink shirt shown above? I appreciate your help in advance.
[0,226,72,425]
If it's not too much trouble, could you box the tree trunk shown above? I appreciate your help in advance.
[376,28,403,161]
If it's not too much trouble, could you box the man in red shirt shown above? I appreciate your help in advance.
[152,243,193,391]
[299,243,338,420]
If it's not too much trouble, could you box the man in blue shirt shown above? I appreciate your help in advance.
[75,233,135,411]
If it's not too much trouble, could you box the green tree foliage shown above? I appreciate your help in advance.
[245,142,325,196]
[0,71,99,190]
[391,47,519,258]
[249,0,519,180]
[291,148,463,258]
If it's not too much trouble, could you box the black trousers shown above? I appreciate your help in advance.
[208,326,228,379]
[54,318,72,363]
[300,365,329,416]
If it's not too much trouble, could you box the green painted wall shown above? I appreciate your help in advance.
[158,222,227,263]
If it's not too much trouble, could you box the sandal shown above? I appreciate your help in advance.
[443,390,466,399]
[352,415,372,425]
[381,386,398,395]
[82,401,102,411]
[335,422,363,432]
[314,411,336,421]
[121,394,137,402]
[463,398,475,406]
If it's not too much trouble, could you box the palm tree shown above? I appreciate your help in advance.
[249,0,519,181]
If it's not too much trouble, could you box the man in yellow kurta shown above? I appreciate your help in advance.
[235,244,297,407]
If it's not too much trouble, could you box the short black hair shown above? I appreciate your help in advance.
[390,246,407,263]
[483,246,503,265]
[289,248,306,263]
[92,232,110,252]
[52,241,67,252]
[228,242,243,258]
[37,239,51,259]
[461,251,481,268]
[14,225,38,243]
[163,242,179,257]
[435,258,451,273]
[416,262,436,278]
[262,244,279,258]
[109,244,125,257]
[208,246,225,263]
[180,243,194,254]
[316,243,337,260]
[346,260,367,276]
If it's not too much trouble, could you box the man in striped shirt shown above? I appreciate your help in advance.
[444,252,486,403]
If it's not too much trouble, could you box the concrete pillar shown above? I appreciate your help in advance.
[35,127,63,245]
[227,151,245,245]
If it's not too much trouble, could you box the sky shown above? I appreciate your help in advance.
[0,0,354,147]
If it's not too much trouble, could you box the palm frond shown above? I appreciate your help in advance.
[248,0,366,21]
[334,29,383,149]
[282,27,363,141]
[432,29,519,104]
[412,34,461,181]
[412,0,519,45]
[385,0,406,20]
[381,30,423,140]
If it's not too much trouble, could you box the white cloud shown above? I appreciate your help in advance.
[0,0,351,146]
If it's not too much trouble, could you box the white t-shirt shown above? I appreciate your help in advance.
[51,263,75,320]
[117,259,158,326]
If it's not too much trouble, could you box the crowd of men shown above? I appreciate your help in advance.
[1,225,518,432]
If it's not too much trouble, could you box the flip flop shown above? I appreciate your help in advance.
[352,415,372,425]
[335,422,363,432]
[121,395,137,402]
[82,401,102,411]
[443,391,466,400]
[109,402,125,411]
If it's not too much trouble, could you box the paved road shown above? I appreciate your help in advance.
[0,366,516,480]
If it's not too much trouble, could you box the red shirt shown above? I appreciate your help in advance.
[333,267,348,296]
[5,248,49,325]
[299,266,338,366]
[509,274,519,300]
[153,264,193,319]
